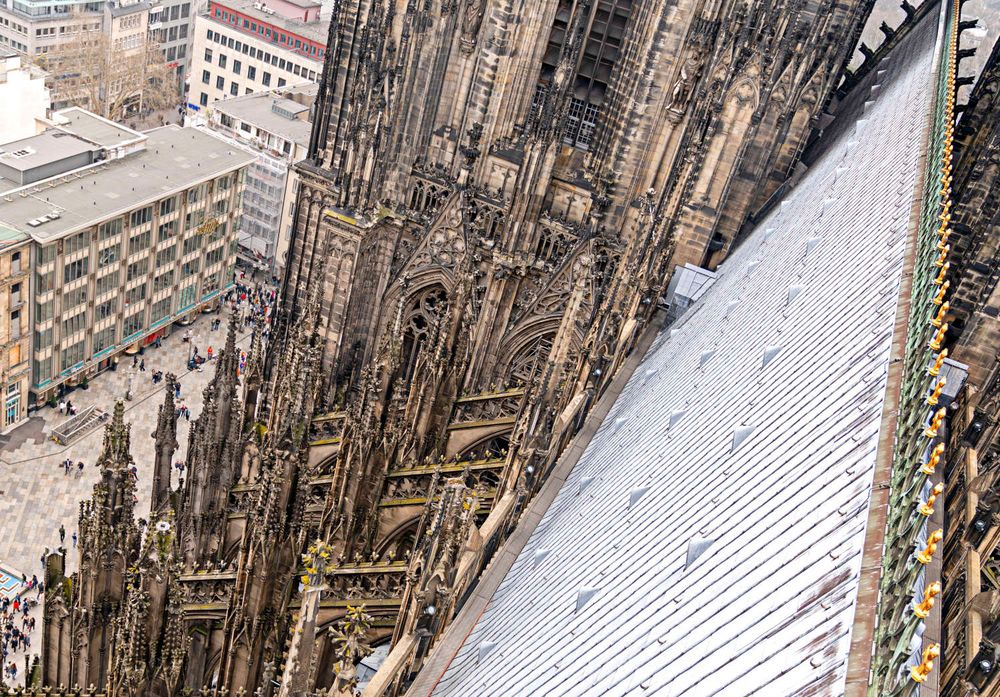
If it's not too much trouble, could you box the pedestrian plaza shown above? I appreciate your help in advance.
[0,308,252,578]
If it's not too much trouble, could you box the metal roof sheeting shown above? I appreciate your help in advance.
[430,15,938,697]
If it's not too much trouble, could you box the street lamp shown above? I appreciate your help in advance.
[126,368,134,401]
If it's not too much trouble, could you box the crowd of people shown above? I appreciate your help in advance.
[1,576,41,684]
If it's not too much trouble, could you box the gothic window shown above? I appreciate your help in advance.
[408,179,446,214]
[508,333,554,385]
[409,179,425,210]
[533,0,633,149]
[535,227,575,264]
[400,286,449,382]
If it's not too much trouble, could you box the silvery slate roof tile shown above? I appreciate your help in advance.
[430,12,939,697]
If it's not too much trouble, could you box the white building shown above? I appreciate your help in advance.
[187,0,324,110]
[0,51,51,143]
[201,83,313,273]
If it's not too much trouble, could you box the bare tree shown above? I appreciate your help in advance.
[36,29,178,122]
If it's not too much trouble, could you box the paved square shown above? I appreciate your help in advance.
[0,305,257,685]
[0,307,252,578]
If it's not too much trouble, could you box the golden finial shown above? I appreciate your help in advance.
[924,407,947,438]
[910,644,940,683]
[931,302,950,328]
[926,377,947,406]
[932,262,950,286]
[914,581,942,618]
[916,530,943,564]
[932,282,950,305]
[935,246,950,267]
[936,232,950,251]
[919,483,945,516]
[928,323,948,351]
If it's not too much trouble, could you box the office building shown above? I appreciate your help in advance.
[202,82,313,272]
[148,0,195,86]
[187,0,323,110]
[0,107,254,406]
[0,230,29,430]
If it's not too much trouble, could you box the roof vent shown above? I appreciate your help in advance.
[533,549,550,567]
[629,486,651,509]
[685,536,714,569]
[806,236,822,254]
[576,587,599,613]
[578,476,595,494]
[731,426,755,453]
[762,345,782,368]
[745,260,760,275]
[764,227,777,240]
[787,285,804,305]
[699,349,715,368]
[725,300,739,315]
[478,641,497,664]
[669,409,686,427]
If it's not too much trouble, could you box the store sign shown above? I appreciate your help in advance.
[197,218,220,236]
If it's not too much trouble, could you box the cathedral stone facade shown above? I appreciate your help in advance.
[30,0,900,696]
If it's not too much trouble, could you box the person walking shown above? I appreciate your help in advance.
[58,400,65,415]
[72,532,77,548]
[77,461,84,477]
[139,359,145,372]
[58,524,65,545]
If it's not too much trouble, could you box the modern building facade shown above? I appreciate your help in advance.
[0,231,29,430]
[0,0,104,58]
[0,108,253,406]
[0,0,189,115]
[187,0,323,109]
[201,82,313,272]
[0,50,52,142]
[148,0,196,86]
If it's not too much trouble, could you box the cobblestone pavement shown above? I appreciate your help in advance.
[0,306,251,579]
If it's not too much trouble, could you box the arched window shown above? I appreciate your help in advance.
[401,286,449,382]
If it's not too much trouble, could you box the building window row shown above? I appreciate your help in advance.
[206,29,318,81]
[211,8,323,59]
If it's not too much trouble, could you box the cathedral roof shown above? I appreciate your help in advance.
[425,12,942,697]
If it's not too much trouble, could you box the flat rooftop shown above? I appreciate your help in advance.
[0,125,256,243]
[213,87,315,147]
[209,0,327,48]
[54,107,145,149]
[0,131,97,174]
